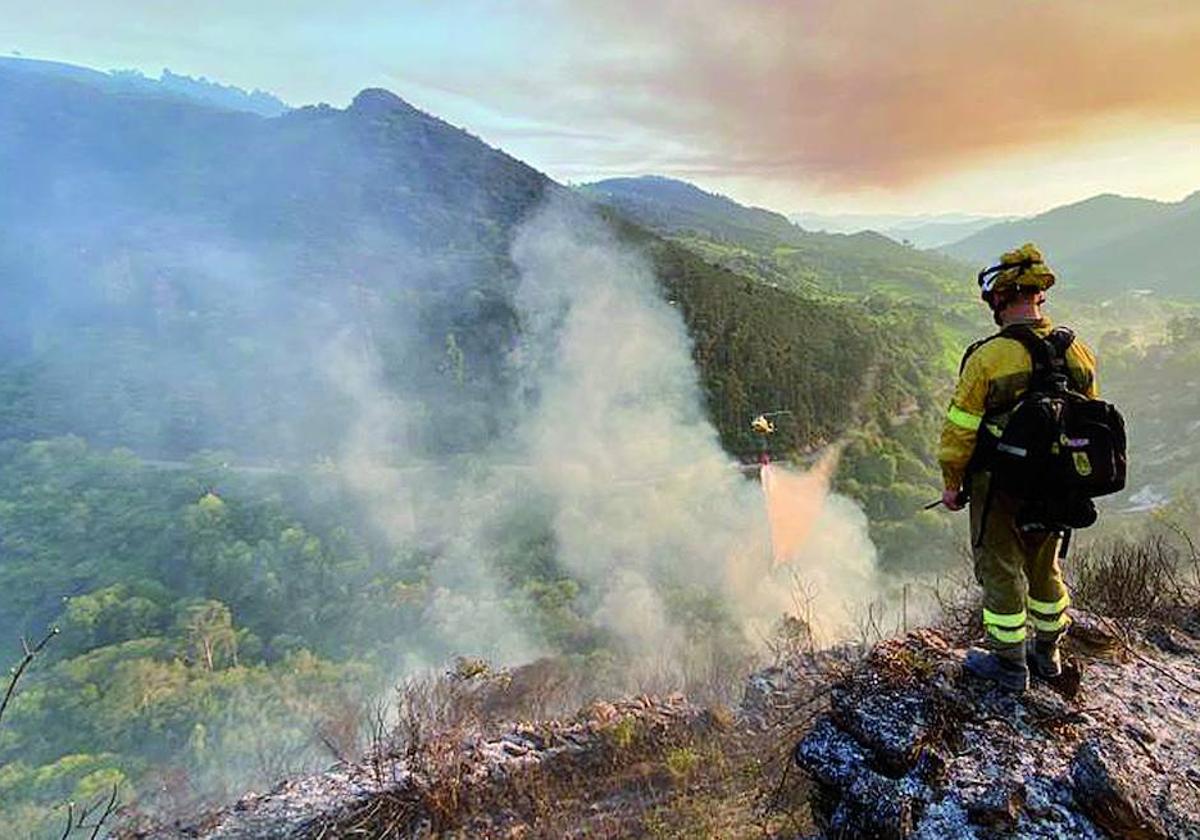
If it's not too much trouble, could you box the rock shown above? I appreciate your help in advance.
[961,781,1024,830]
[499,739,528,757]
[796,719,916,839]
[739,644,858,730]
[1071,739,1169,840]
[831,682,929,777]
[1146,622,1200,656]
[791,619,1200,839]
[741,665,789,728]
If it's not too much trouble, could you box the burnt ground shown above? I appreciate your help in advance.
[796,613,1200,839]
[119,610,1200,839]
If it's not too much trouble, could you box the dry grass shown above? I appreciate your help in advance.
[1068,534,1195,621]
[629,707,821,840]
[323,704,716,837]
[928,571,984,646]
[925,527,1200,642]
[305,620,857,839]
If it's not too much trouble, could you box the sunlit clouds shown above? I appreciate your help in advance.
[8,0,1200,213]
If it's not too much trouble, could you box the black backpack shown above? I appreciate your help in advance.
[971,325,1127,529]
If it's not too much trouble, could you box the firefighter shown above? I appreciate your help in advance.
[939,243,1099,691]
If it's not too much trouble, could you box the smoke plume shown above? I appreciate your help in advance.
[333,195,884,675]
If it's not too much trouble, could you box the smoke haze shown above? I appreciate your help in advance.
[327,195,885,677]
[0,71,899,829]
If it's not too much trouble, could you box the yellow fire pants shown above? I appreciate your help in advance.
[969,471,1071,656]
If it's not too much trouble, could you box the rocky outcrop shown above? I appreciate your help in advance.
[126,612,1200,839]
[793,615,1200,839]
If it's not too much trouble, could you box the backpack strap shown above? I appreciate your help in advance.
[959,333,1002,375]
[1001,324,1075,391]
[1047,326,1076,358]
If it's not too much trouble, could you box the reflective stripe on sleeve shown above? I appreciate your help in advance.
[947,404,982,431]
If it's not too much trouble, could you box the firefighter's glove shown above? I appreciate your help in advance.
[942,488,966,511]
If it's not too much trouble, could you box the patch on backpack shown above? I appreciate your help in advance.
[1073,451,1092,477]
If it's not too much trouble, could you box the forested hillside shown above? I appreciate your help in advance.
[582,176,975,303]
[582,178,984,563]
[0,62,966,833]
[1,65,555,460]
[0,441,382,830]
[0,62,954,537]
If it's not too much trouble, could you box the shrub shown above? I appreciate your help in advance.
[1068,535,1190,620]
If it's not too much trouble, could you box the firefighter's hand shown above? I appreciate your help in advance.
[942,488,966,511]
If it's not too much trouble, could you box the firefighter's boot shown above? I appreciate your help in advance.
[1027,639,1063,679]
[964,647,1029,692]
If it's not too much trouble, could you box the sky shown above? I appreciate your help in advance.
[6,0,1200,216]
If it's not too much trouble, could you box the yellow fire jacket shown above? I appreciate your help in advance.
[938,317,1099,491]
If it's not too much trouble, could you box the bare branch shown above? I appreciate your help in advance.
[86,784,120,840]
[56,784,121,839]
[60,801,75,840]
[0,625,59,728]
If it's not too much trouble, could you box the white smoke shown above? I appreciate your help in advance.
[510,200,762,648]
[508,196,884,651]
[332,195,884,675]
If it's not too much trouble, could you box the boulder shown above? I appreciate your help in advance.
[793,621,1200,839]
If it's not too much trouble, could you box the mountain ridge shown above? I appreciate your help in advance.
[942,190,1200,298]
[0,56,288,116]
[581,175,804,249]
[580,175,975,303]
[791,210,1014,248]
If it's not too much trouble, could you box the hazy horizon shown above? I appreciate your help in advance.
[8,51,1199,228]
[7,1,1200,217]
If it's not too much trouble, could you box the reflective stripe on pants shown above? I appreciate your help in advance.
[970,471,1070,650]
[983,608,1027,644]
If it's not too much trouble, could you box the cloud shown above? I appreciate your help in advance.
[549,1,1200,188]
[388,1,1200,193]
[20,1,1199,196]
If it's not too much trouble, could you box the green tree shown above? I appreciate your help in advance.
[175,600,238,671]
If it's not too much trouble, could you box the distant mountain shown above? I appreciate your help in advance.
[0,56,288,116]
[881,217,1018,249]
[582,176,803,249]
[0,63,558,458]
[941,192,1200,299]
[791,211,1014,248]
[580,176,974,302]
[0,64,922,466]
